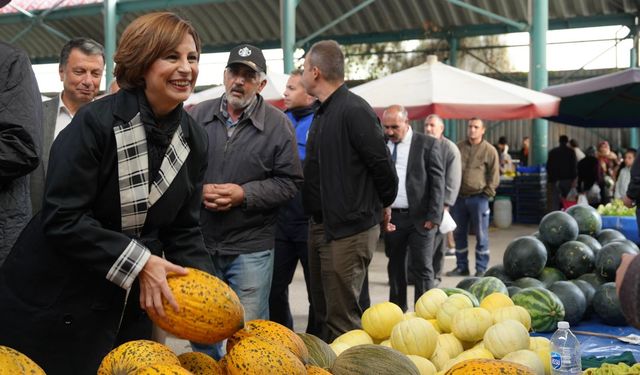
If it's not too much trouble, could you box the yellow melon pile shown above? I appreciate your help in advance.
[327,289,552,375]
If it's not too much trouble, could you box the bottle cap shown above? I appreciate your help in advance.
[558,321,569,329]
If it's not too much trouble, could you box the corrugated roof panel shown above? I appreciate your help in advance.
[0,0,638,63]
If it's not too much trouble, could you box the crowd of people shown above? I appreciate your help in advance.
[547,135,636,210]
[1,6,639,374]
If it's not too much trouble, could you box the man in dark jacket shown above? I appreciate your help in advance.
[302,40,398,341]
[547,135,577,211]
[190,44,303,358]
[382,105,444,312]
[0,40,42,266]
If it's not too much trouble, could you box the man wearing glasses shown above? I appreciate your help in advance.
[382,105,445,312]
[189,44,303,359]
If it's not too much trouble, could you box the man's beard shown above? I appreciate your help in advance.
[227,86,255,110]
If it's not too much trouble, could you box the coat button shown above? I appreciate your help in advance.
[63,314,73,325]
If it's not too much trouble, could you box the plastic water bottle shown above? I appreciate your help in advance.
[550,321,582,374]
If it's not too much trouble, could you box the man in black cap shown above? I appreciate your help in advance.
[0,0,43,266]
[188,44,303,359]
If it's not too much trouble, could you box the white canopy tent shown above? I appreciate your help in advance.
[351,55,560,120]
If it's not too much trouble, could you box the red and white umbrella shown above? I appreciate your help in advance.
[185,72,289,109]
[350,55,560,120]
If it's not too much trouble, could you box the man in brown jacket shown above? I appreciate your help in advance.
[446,118,499,277]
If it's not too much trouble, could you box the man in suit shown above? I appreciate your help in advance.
[31,37,104,214]
[383,105,445,311]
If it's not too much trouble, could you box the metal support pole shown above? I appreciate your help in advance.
[295,0,376,48]
[629,24,639,149]
[446,37,459,142]
[281,0,296,73]
[530,0,549,166]
[447,0,528,31]
[103,0,117,91]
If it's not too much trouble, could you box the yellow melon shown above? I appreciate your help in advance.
[390,318,438,358]
[451,307,493,342]
[146,268,244,344]
[361,302,404,340]
[416,289,449,319]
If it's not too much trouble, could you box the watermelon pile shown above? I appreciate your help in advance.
[455,206,638,332]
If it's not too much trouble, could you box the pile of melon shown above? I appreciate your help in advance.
[0,345,46,374]
[470,206,636,330]
[327,291,550,375]
[97,321,321,375]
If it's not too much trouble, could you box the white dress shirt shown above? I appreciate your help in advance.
[53,92,73,140]
[388,127,413,209]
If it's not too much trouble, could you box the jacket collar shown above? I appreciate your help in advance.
[317,84,348,114]
[210,93,266,132]
[112,88,191,236]
[113,88,191,139]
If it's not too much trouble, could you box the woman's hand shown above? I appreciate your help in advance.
[138,255,188,317]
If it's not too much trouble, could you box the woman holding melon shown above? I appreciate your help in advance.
[0,12,213,374]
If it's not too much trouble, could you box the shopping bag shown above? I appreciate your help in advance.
[440,210,457,234]
[577,194,589,206]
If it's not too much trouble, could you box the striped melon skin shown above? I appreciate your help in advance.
[444,358,535,375]
[0,345,45,374]
[225,336,306,375]
[511,287,565,332]
[469,277,508,302]
[441,287,480,307]
[0,350,23,375]
[147,268,245,345]
[133,364,193,374]
[330,345,420,375]
[297,333,337,369]
[225,320,309,363]
[178,352,223,374]
[305,364,332,374]
[98,340,180,375]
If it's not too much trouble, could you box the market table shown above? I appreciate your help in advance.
[531,318,640,361]
[601,216,639,244]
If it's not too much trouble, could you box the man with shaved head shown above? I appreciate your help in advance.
[382,105,445,311]
[302,40,397,341]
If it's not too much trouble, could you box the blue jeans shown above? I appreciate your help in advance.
[191,249,274,359]
[451,195,490,272]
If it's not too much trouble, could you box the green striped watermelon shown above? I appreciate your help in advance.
[511,287,565,332]
[468,276,508,302]
[513,277,545,289]
[538,267,566,287]
[441,287,480,307]
[565,204,602,236]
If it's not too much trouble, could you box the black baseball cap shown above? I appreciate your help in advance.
[226,44,267,74]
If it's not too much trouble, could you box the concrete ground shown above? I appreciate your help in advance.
[166,223,536,353]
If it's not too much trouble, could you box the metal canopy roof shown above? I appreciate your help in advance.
[1,0,639,63]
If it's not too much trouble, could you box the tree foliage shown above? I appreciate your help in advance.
[343,35,512,81]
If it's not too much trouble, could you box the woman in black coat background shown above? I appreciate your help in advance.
[0,12,213,374]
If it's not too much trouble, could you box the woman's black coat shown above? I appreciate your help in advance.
[0,89,214,374]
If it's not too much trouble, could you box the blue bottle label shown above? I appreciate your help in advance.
[551,351,562,370]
